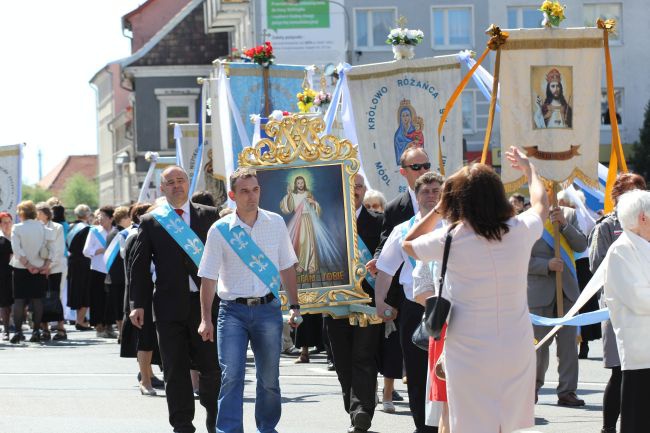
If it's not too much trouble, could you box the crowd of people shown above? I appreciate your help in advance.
[1,146,649,433]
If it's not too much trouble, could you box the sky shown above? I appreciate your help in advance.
[0,1,144,185]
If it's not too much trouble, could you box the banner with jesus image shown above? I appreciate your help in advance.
[499,28,603,190]
[345,55,464,199]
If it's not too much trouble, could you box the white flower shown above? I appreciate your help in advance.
[398,29,407,38]
[416,30,424,38]
[389,28,401,38]
[249,114,260,123]
[269,110,284,121]
[406,29,418,40]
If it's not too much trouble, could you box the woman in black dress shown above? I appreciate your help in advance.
[66,204,93,330]
[0,212,13,340]
[10,201,54,343]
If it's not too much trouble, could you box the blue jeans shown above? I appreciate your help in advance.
[216,298,283,433]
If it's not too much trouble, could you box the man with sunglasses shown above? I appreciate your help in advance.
[367,147,436,433]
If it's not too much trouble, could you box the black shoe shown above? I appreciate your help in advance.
[601,428,616,433]
[578,342,589,359]
[53,330,67,341]
[392,390,404,401]
[41,330,51,341]
[151,375,165,389]
[29,330,41,343]
[75,323,92,331]
[557,392,585,407]
[327,361,335,371]
[352,412,371,432]
[9,333,22,344]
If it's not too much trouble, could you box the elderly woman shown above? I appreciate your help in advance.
[603,189,650,433]
[588,172,647,433]
[0,212,13,340]
[403,147,549,433]
[36,202,67,341]
[67,204,93,330]
[10,200,54,343]
[363,189,387,214]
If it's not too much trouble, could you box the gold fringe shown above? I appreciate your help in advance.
[503,167,600,193]
[502,38,603,50]
[0,149,20,157]
[226,66,305,79]
[347,63,460,81]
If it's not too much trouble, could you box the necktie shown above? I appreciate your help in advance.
[174,209,183,217]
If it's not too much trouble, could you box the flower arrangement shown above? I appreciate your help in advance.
[386,28,424,46]
[242,41,275,67]
[539,1,566,27]
[313,91,332,107]
[296,88,317,113]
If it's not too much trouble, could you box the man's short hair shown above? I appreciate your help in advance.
[99,205,115,219]
[510,193,525,205]
[230,167,258,192]
[414,171,444,194]
[399,147,429,167]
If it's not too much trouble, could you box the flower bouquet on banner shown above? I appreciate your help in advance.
[539,1,566,28]
[386,20,424,60]
[242,41,275,67]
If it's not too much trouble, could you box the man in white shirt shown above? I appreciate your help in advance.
[198,167,301,433]
[374,171,443,433]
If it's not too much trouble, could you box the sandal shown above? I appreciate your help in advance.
[53,330,67,341]
[294,353,310,364]
[41,330,51,341]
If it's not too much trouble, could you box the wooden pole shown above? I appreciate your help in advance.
[262,67,271,117]
[550,182,564,317]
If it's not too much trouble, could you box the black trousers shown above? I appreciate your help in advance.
[326,316,381,422]
[399,298,437,433]
[621,368,650,433]
[89,270,108,327]
[156,294,220,433]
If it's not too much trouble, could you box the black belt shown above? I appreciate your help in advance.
[234,292,275,306]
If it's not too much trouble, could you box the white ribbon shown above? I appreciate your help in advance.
[138,152,159,203]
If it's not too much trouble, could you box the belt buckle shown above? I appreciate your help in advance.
[247,298,261,306]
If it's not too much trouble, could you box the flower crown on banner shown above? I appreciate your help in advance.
[386,27,424,46]
[539,1,566,27]
[242,41,275,67]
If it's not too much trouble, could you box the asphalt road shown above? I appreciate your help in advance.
[0,325,609,433]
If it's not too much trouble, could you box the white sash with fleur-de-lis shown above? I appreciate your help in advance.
[150,203,204,268]
[214,215,281,298]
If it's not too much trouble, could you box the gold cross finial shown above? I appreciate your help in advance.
[396,16,407,28]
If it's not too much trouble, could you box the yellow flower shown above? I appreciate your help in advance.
[551,3,564,17]
[541,0,553,11]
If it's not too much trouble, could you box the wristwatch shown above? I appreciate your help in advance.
[289,304,300,310]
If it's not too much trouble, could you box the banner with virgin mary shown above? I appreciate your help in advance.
[345,55,463,199]
[498,28,603,191]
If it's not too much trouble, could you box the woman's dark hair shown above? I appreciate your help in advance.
[129,202,151,225]
[51,205,66,223]
[439,163,514,241]
[99,205,115,219]
[191,191,216,207]
[612,173,646,204]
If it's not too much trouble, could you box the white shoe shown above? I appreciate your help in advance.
[382,401,395,413]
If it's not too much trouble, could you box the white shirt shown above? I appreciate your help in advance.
[83,226,110,273]
[376,215,420,301]
[172,200,199,292]
[198,208,298,300]
[408,188,419,215]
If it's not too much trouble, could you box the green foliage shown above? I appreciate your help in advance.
[21,184,50,203]
[61,174,98,210]
[631,99,650,180]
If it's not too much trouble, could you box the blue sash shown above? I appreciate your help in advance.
[541,221,577,281]
[214,214,281,298]
[400,216,417,269]
[66,222,87,247]
[103,231,123,272]
[357,235,376,288]
[150,203,204,268]
[530,308,609,327]
[90,226,107,248]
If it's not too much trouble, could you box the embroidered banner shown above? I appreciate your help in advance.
[0,144,23,218]
[499,28,603,191]
[345,56,463,199]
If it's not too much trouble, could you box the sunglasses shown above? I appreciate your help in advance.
[402,162,431,171]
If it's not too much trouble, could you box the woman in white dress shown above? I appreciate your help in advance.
[403,147,549,433]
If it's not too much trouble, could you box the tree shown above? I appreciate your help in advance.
[631,99,650,180]
[61,174,99,210]
[21,184,50,203]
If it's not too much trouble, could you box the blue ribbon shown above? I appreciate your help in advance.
[66,222,87,247]
[400,216,417,269]
[90,226,107,248]
[103,234,121,272]
[530,308,610,327]
[150,203,205,268]
[357,235,376,288]
[323,63,351,135]
[540,227,577,280]
[214,214,281,298]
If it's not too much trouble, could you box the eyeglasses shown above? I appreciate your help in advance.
[402,162,431,171]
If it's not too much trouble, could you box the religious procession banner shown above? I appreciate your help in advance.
[174,124,226,206]
[498,28,603,191]
[0,144,23,216]
[345,55,463,199]
[210,62,307,180]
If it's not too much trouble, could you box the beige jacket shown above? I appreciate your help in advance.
[10,219,55,269]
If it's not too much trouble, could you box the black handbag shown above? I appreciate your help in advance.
[425,228,453,341]
[41,290,64,323]
[411,227,454,350]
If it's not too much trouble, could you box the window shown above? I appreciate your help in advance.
[155,88,199,150]
[461,91,475,133]
[584,3,622,44]
[507,6,542,29]
[354,8,396,50]
[431,6,473,49]
[601,88,623,128]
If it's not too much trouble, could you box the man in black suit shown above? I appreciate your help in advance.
[129,166,220,433]
[326,173,383,433]
[367,147,436,433]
